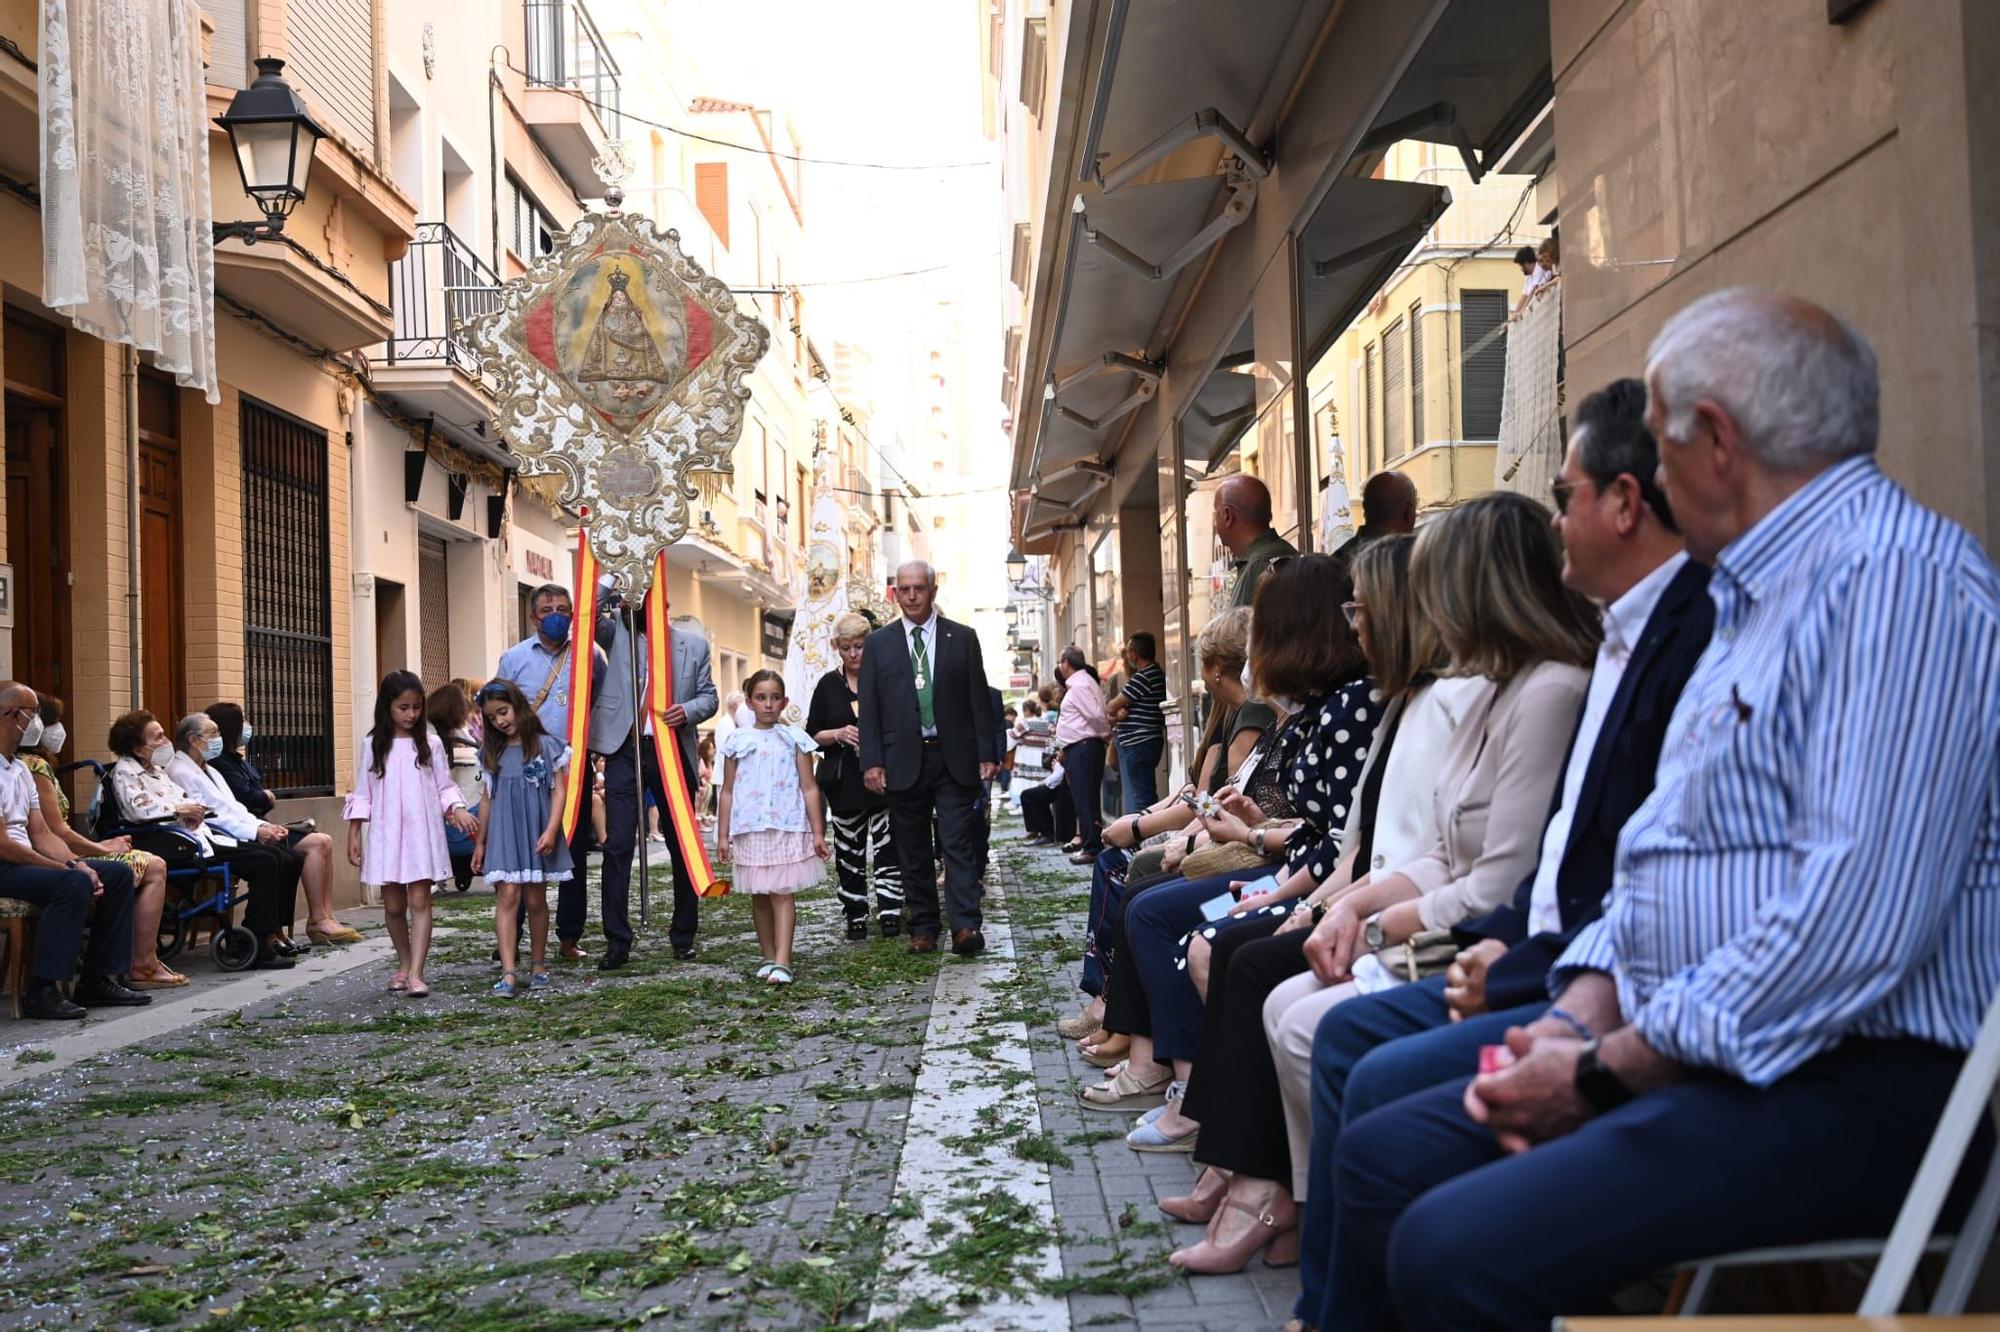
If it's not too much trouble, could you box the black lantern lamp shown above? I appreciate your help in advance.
[213,58,328,245]
[1005,547,1027,584]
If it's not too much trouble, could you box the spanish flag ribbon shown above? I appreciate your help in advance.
[647,549,729,897]
[558,523,600,840]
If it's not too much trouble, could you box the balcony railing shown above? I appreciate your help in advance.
[386,222,503,376]
[525,0,622,137]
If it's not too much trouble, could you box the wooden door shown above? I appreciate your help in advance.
[138,371,185,719]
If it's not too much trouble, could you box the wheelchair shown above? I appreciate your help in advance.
[64,760,260,972]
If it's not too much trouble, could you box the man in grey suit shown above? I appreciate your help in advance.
[582,588,718,967]
[858,561,997,956]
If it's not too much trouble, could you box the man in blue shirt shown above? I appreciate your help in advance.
[493,582,606,960]
[1321,290,2000,1331]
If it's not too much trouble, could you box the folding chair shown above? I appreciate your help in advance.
[1674,980,2000,1315]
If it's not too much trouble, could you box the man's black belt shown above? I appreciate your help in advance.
[922,737,943,748]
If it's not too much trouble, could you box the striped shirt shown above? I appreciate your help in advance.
[1554,457,2000,1086]
[1115,662,1167,746]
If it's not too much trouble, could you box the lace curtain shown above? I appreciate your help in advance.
[40,0,219,403]
[1494,289,1562,502]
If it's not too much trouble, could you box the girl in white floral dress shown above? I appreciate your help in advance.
[717,671,829,985]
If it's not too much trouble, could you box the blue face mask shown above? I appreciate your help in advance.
[202,736,224,762]
[539,612,572,645]
[240,723,254,743]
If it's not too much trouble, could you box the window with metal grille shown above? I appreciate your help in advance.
[1383,317,1406,458]
[1409,303,1425,448]
[1363,342,1376,473]
[242,398,335,796]
[1460,290,1509,440]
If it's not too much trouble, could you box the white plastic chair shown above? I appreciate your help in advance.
[1675,980,2000,1316]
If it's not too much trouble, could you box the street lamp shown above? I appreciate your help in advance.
[213,58,328,245]
[1005,547,1027,584]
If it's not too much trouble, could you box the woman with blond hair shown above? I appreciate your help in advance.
[807,611,903,939]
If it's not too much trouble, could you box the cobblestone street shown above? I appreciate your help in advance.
[0,820,1287,1330]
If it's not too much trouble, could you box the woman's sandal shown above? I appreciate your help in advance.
[387,972,409,993]
[766,964,795,986]
[405,979,431,999]
[492,973,517,998]
[529,969,551,992]
[1078,1064,1173,1111]
[1160,1166,1230,1224]
[1057,1009,1102,1040]
[755,962,778,980]
[1167,1194,1300,1274]
[1081,1033,1131,1068]
[127,964,188,989]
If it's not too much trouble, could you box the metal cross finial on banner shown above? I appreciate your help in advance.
[593,140,636,211]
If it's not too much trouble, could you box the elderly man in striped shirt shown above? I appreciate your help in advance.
[1321,289,2000,1332]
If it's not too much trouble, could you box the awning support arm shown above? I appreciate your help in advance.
[1085,178,1256,283]
[1358,101,1486,183]
[1096,107,1271,193]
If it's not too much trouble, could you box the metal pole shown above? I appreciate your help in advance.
[630,606,649,927]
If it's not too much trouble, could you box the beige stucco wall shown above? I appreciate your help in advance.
[1551,0,2000,549]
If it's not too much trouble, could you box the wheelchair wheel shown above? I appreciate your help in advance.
[157,912,188,962]
[212,925,259,972]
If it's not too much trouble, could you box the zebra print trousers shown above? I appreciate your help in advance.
[829,807,903,925]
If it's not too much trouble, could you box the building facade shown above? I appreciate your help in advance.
[998,0,2000,786]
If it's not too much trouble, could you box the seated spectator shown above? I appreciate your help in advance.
[1018,755,1073,849]
[21,694,182,988]
[204,702,356,945]
[1081,554,1376,1123]
[1324,289,2000,1331]
[110,710,298,971]
[0,681,149,1018]
[1061,606,1273,1052]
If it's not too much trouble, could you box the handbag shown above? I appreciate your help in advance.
[1372,929,1460,983]
[1181,835,1278,880]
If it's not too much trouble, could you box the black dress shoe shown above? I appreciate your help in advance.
[907,932,939,955]
[250,951,297,970]
[74,976,152,1008]
[672,943,698,961]
[950,929,987,957]
[845,920,870,942]
[600,947,630,970]
[1068,849,1098,865]
[21,981,85,1020]
[879,919,902,939]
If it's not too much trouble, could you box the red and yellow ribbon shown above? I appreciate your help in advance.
[558,522,600,840]
[647,550,729,897]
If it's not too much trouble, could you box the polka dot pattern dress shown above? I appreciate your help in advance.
[1178,677,1382,965]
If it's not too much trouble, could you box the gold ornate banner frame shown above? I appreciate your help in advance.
[464,190,769,590]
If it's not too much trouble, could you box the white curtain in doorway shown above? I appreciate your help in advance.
[39,0,220,403]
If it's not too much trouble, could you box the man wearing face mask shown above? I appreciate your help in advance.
[0,681,150,1019]
[496,582,608,958]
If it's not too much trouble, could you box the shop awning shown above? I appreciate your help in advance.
[1298,177,1453,363]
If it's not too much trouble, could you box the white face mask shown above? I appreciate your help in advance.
[41,723,65,753]
[149,742,176,768]
[1267,694,1301,717]
[1239,661,1253,693]
[18,717,43,750]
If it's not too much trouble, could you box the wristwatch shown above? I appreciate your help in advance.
[1573,1037,1634,1114]
[1362,913,1386,950]
[1253,827,1267,856]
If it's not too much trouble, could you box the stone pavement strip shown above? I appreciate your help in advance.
[0,826,1291,1330]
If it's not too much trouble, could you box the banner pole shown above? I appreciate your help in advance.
[632,604,650,928]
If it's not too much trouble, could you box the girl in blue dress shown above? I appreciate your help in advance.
[471,678,574,997]
[718,671,829,985]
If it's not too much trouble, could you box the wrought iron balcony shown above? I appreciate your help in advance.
[385,222,503,377]
[524,0,622,138]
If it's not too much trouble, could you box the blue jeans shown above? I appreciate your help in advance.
[1297,977,1542,1326]
[1080,847,1131,996]
[1326,1038,1973,1331]
[1117,735,1162,813]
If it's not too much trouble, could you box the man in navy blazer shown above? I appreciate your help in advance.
[858,561,997,955]
[1287,379,1715,1332]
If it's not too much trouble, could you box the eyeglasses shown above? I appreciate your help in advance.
[1341,601,1365,630]
[1544,478,1592,512]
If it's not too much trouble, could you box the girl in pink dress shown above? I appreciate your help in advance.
[344,670,478,998]
[717,671,829,986]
